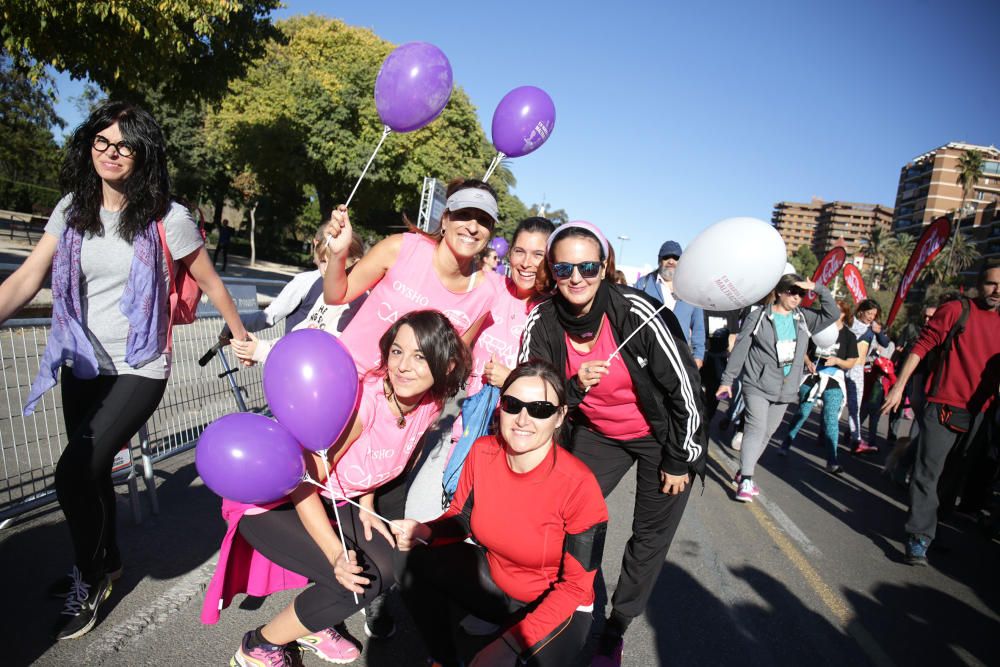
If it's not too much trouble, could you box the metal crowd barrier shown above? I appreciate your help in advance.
[0,312,285,527]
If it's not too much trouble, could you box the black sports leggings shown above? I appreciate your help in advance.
[56,368,168,581]
[239,501,396,632]
[400,541,591,667]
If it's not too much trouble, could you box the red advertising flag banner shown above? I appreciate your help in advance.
[843,264,867,303]
[885,216,952,328]
[801,247,847,306]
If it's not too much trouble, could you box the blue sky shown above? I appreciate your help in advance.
[51,0,999,268]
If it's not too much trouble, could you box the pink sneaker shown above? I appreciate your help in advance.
[854,440,878,455]
[232,631,295,667]
[733,472,760,496]
[297,628,360,664]
[735,478,756,503]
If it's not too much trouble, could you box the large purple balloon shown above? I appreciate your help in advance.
[491,86,556,158]
[490,237,509,258]
[263,329,360,452]
[375,42,453,133]
[195,413,305,504]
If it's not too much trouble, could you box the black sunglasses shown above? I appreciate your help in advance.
[500,395,560,419]
[551,261,602,280]
[785,286,806,297]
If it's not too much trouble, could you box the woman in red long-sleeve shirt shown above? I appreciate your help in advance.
[393,360,609,666]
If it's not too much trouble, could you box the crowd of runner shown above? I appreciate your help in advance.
[1,101,998,667]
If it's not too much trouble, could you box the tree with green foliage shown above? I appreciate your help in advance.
[206,16,530,247]
[881,232,916,289]
[928,230,979,284]
[1,0,281,102]
[949,149,984,272]
[789,245,818,279]
[0,53,63,212]
[232,170,262,267]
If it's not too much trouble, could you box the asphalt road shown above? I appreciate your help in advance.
[3,404,998,666]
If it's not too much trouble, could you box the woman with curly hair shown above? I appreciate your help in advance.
[0,101,248,640]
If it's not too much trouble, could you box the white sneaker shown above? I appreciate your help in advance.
[731,431,743,451]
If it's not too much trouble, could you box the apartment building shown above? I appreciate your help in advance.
[772,198,893,272]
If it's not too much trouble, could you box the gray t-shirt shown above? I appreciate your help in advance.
[45,194,205,378]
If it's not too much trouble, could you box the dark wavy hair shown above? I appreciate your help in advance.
[498,358,568,446]
[512,216,556,293]
[60,101,170,244]
[374,310,471,403]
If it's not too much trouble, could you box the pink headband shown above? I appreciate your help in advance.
[546,221,610,260]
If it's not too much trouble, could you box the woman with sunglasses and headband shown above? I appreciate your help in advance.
[517,222,705,665]
[393,360,608,667]
[717,273,839,502]
[0,101,248,640]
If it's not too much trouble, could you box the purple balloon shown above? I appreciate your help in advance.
[195,413,305,504]
[490,237,509,258]
[375,42,453,133]
[263,329,360,452]
[491,86,556,158]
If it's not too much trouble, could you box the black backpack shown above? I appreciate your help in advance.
[927,296,971,399]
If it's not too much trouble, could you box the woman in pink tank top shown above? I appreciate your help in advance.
[222,310,470,667]
[323,179,501,374]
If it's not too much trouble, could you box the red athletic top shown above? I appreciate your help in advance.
[426,435,608,656]
[910,298,1000,413]
[566,316,651,439]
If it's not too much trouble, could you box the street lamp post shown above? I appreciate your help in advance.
[617,235,630,264]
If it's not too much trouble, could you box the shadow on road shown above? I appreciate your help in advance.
[2,459,225,666]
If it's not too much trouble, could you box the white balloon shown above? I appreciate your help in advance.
[784,262,797,275]
[674,217,787,310]
[812,323,839,348]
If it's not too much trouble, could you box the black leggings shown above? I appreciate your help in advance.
[56,368,168,581]
[400,541,591,667]
[239,502,396,632]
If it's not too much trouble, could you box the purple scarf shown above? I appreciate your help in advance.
[24,221,168,415]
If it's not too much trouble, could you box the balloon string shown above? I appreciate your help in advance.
[345,125,392,208]
[583,303,668,395]
[316,453,359,603]
[482,151,506,182]
[302,475,430,545]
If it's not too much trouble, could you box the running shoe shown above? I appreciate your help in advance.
[49,563,123,599]
[854,440,878,455]
[592,632,624,666]
[232,630,297,667]
[731,431,743,451]
[826,463,844,475]
[54,567,113,640]
[733,472,760,496]
[363,595,396,639]
[735,478,756,503]
[904,535,930,566]
[297,627,359,664]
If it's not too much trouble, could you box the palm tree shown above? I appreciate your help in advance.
[881,233,916,289]
[865,225,888,288]
[928,230,980,284]
[949,149,984,271]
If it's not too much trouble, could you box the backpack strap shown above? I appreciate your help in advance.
[928,296,971,398]
[155,219,178,353]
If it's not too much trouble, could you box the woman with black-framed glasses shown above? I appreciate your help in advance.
[393,359,608,667]
[0,101,248,640]
[716,273,839,502]
[516,221,705,665]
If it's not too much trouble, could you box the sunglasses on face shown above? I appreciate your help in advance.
[785,287,806,297]
[551,261,602,280]
[500,395,560,419]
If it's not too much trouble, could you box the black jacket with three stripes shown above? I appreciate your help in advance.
[518,285,707,478]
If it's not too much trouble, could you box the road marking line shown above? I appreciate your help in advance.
[709,448,895,667]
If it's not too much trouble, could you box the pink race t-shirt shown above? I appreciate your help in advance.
[324,373,441,499]
[466,274,538,396]
[566,316,651,440]
[338,233,498,374]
